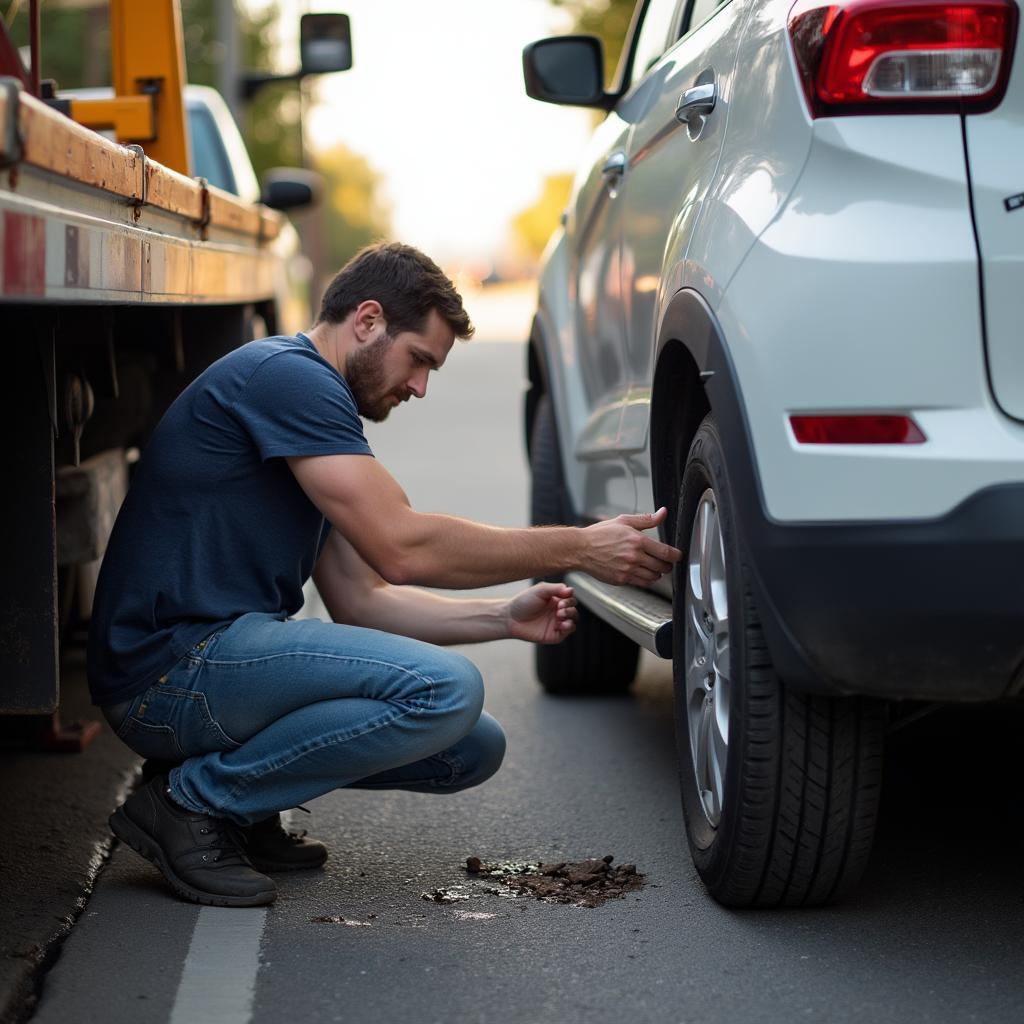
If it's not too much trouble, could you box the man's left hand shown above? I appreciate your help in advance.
[507,583,578,645]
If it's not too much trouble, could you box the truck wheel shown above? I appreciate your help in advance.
[530,393,639,695]
[673,416,884,906]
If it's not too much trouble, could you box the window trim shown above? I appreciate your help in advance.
[610,0,736,108]
[678,0,735,43]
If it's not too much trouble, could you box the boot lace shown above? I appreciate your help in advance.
[197,820,251,866]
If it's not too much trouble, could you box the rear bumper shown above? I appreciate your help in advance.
[680,289,1024,702]
[746,484,1024,702]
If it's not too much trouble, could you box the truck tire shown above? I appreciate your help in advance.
[530,393,639,695]
[673,415,884,906]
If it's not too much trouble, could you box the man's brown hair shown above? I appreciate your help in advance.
[316,242,475,340]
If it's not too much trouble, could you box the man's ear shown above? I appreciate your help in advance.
[352,300,385,344]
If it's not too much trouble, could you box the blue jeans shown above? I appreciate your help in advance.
[106,612,506,825]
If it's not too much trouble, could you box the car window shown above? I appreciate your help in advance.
[188,105,237,196]
[682,0,728,35]
[630,0,685,84]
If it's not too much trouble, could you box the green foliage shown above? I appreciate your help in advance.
[550,0,636,85]
[313,143,392,274]
[180,0,300,178]
[5,3,110,88]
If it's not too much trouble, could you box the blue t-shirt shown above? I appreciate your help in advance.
[87,333,372,706]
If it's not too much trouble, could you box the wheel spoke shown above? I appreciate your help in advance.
[688,602,712,708]
[681,486,732,832]
[698,699,714,798]
[709,687,729,825]
[715,627,730,690]
[699,501,714,614]
[704,503,725,627]
[687,498,708,606]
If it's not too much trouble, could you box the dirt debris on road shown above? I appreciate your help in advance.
[420,886,473,904]
[310,915,374,926]
[464,855,645,908]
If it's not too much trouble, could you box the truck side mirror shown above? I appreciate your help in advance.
[261,168,324,212]
[300,13,353,75]
[522,36,611,110]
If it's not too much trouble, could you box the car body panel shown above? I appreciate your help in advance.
[619,0,752,463]
[628,0,813,506]
[963,32,1024,421]
[719,113,1024,522]
[536,231,637,520]
[570,111,633,457]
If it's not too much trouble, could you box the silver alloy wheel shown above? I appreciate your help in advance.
[684,488,731,828]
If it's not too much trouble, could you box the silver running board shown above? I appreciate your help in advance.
[565,572,674,659]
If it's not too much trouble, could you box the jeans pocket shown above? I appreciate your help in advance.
[116,716,185,761]
[116,683,239,760]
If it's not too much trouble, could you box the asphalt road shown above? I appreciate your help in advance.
[33,336,1024,1024]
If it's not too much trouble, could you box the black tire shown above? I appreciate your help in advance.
[673,415,884,906]
[529,394,639,695]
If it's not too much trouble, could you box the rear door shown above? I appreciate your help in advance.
[564,0,686,519]
[569,110,634,471]
[617,0,750,459]
[963,37,1024,421]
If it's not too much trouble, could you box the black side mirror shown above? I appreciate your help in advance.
[300,13,353,75]
[522,36,610,109]
[261,168,324,212]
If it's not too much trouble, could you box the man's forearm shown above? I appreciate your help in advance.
[289,452,679,590]
[339,582,512,644]
[387,514,584,589]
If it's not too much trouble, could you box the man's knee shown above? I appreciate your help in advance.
[427,650,484,738]
[448,712,506,791]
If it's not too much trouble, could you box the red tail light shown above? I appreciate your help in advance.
[789,414,927,443]
[788,0,1018,116]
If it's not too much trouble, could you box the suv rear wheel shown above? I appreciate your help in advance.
[530,393,639,695]
[674,415,885,906]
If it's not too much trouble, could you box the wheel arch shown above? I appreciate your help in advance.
[651,288,749,547]
[525,315,548,460]
[651,339,710,551]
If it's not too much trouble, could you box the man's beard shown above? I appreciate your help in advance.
[344,334,407,422]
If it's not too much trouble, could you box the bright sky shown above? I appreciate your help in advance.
[276,0,596,266]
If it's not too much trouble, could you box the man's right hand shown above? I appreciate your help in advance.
[580,507,681,586]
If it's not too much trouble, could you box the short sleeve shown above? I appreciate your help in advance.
[232,350,374,460]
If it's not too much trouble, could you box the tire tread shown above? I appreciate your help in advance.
[677,416,884,908]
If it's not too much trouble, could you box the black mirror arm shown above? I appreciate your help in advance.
[239,70,305,102]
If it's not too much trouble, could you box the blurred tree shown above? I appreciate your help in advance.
[550,0,636,85]
[4,0,109,87]
[512,173,574,262]
[313,143,392,274]
[4,0,299,177]
[180,0,302,177]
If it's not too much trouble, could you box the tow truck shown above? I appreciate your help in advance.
[0,0,350,744]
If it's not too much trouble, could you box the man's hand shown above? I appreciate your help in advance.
[581,507,681,586]
[507,583,578,645]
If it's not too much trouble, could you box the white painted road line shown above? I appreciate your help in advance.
[169,907,268,1024]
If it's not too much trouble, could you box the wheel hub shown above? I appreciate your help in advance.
[684,488,731,828]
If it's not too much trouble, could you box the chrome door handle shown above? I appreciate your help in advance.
[675,82,717,122]
[601,150,627,179]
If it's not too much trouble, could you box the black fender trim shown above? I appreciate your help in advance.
[655,288,1024,701]
[524,312,549,460]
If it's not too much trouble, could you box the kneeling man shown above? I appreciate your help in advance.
[89,242,679,906]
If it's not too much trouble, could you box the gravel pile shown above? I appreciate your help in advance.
[464,855,645,908]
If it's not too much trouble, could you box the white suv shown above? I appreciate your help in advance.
[522,0,1023,906]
